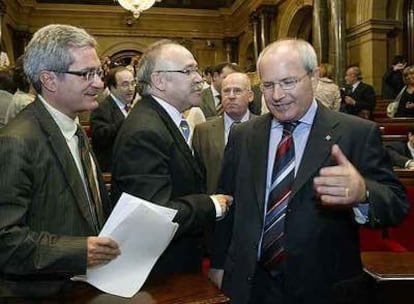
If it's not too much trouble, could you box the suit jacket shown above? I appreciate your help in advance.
[192,113,256,194]
[0,98,111,297]
[111,95,216,274]
[212,105,408,304]
[90,95,125,172]
[385,140,412,168]
[342,82,376,118]
[199,87,219,118]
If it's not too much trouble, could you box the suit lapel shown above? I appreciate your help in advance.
[32,99,98,232]
[109,96,126,124]
[292,106,340,200]
[146,97,205,180]
[249,114,272,216]
[211,118,225,159]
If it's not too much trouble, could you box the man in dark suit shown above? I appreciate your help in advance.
[341,65,376,120]
[90,66,135,172]
[199,62,241,118]
[209,39,408,304]
[193,72,255,194]
[385,126,414,169]
[111,39,232,274]
[0,24,120,297]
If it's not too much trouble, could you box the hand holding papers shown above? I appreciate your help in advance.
[73,193,178,298]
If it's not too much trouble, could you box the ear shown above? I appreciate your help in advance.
[39,71,58,93]
[150,72,166,91]
[310,68,320,87]
[247,89,254,103]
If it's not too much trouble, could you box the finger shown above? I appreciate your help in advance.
[330,144,350,167]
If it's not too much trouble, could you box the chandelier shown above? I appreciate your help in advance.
[115,0,161,19]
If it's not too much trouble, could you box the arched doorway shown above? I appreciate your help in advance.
[287,5,313,42]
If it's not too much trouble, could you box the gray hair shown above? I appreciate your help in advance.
[136,39,180,96]
[23,24,97,93]
[257,38,318,76]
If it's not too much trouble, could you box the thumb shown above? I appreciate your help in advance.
[331,144,350,166]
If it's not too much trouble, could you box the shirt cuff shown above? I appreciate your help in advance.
[210,195,224,219]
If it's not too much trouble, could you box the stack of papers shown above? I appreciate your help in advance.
[72,193,179,297]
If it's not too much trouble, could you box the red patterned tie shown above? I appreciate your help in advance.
[261,121,299,273]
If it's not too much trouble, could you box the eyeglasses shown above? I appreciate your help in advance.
[154,66,200,77]
[51,67,104,82]
[222,87,249,96]
[119,81,137,89]
[260,73,309,92]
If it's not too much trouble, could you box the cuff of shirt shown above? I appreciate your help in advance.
[210,195,224,219]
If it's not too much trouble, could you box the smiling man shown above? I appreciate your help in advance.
[210,38,408,304]
[0,24,120,297]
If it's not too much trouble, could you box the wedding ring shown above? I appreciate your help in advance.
[345,187,349,198]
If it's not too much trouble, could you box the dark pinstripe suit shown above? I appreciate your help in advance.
[0,98,111,297]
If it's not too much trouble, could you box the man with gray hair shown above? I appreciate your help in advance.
[0,24,120,297]
[112,39,232,274]
[210,38,407,303]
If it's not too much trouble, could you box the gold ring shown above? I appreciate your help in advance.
[345,187,349,198]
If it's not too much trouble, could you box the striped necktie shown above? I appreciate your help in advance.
[216,94,224,116]
[261,121,299,273]
[76,126,104,232]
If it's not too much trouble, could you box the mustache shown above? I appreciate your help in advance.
[191,82,204,92]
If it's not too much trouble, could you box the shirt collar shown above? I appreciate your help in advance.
[152,95,183,127]
[111,93,129,110]
[224,111,250,132]
[38,94,79,140]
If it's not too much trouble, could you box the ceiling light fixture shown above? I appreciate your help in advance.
[115,0,161,19]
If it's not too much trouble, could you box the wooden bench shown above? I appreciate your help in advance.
[376,117,414,135]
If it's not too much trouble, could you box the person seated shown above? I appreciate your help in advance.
[341,65,376,120]
[382,55,407,99]
[385,126,414,169]
[394,65,414,118]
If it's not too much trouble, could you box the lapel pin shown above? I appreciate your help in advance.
[325,135,332,141]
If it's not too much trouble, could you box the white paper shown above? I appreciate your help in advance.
[72,193,179,298]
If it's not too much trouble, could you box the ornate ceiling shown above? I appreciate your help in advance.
[35,0,237,10]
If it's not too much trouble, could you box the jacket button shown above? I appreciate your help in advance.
[247,276,253,282]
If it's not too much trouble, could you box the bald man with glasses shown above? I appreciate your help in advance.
[112,39,232,274]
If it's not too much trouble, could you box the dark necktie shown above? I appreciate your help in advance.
[216,94,224,116]
[179,118,190,141]
[261,121,299,273]
[76,126,104,232]
[124,104,130,113]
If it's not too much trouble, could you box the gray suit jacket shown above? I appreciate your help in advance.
[199,87,219,119]
[0,98,111,297]
[192,114,256,194]
[213,105,408,304]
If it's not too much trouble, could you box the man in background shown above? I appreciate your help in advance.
[341,65,376,120]
[112,40,232,274]
[385,126,414,169]
[90,66,135,172]
[0,24,119,297]
[193,72,255,194]
[199,62,241,118]
[382,55,407,99]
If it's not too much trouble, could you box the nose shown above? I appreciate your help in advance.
[272,84,286,101]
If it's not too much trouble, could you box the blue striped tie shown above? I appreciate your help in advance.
[261,121,299,273]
